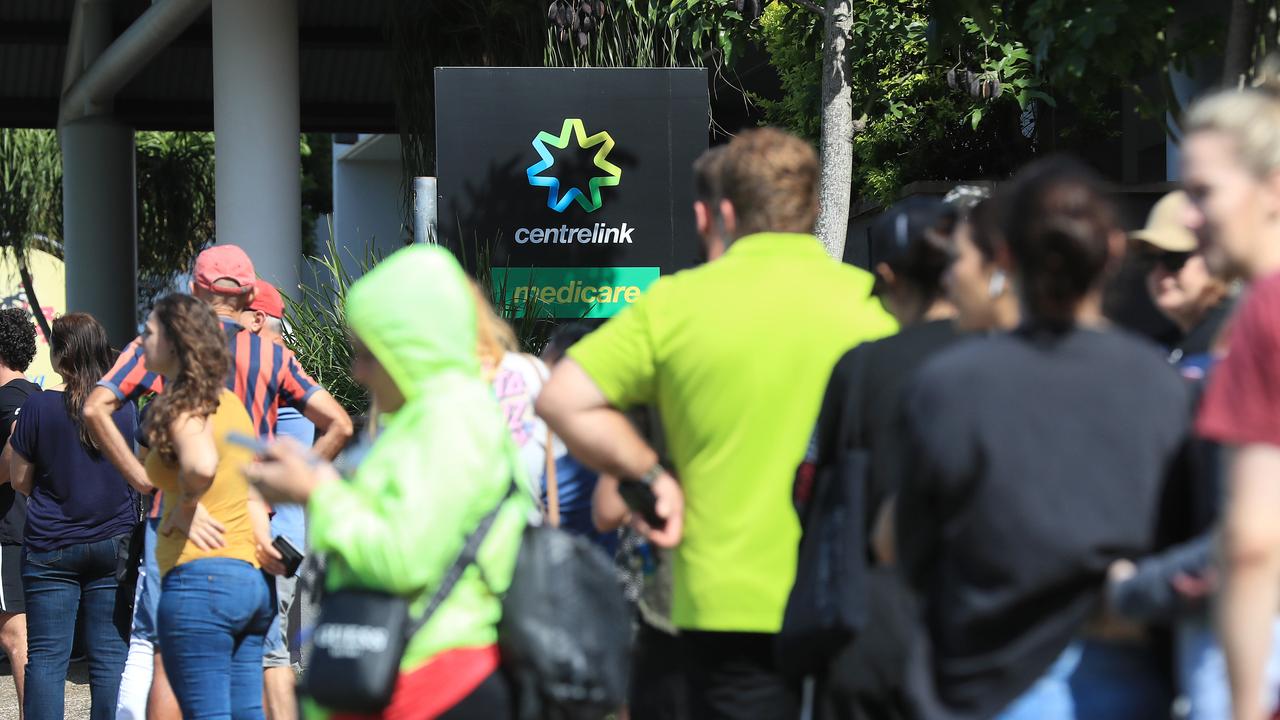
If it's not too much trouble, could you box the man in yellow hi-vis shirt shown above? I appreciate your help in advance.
[538,128,897,720]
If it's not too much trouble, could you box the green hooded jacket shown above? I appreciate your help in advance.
[307,244,530,675]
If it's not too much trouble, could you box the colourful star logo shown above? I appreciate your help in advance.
[526,119,622,213]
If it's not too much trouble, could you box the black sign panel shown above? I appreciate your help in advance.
[435,67,708,317]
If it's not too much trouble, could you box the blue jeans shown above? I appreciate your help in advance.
[157,558,275,720]
[995,639,1171,720]
[130,516,161,644]
[23,534,133,720]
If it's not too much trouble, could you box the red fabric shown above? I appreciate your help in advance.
[1198,272,1280,447]
[330,645,501,720]
[794,461,816,510]
[193,244,255,294]
[248,280,286,318]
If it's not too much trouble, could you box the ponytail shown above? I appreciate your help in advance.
[1001,157,1116,331]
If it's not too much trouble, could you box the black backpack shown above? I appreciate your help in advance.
[777,348,871,678]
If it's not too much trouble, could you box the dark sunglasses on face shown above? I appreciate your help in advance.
[1143,250,1193,273]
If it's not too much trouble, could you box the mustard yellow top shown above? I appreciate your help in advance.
[147,390,258,575]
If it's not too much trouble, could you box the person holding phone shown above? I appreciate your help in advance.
[238,279,317,720]
[95,246,352,720]
[140,294,276,718]
[538,130,897,719]
[245,245,530,718]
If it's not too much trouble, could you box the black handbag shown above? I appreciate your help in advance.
[302,484,515,714]
[500,521,632,720]
[777,349,872,678]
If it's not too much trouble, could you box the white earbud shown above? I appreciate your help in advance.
[988,270,1007,298]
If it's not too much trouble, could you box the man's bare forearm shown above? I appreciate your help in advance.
[548,406,658,481]
[303,392,353,461]
[85,389,153,493]
[538,359,661,481]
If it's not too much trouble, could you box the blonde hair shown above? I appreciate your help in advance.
[469,279,518,366]
[720,127,820,236]
[1184,87,1280,178]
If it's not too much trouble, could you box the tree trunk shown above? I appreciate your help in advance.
[1221,0,1258,87]
[17,257,51,343]
[814,0,854,261]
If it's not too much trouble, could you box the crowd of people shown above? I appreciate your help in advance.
[0,80,1277,720]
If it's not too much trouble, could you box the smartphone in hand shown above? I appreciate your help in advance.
[228,432,320,467]
[226,432,271,456]
[618,479,667,531]
[271,535,305,578]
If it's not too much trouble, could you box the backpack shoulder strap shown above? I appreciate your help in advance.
[815,342,872,466]
[544,425,560,527]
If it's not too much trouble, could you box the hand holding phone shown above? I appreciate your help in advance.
[271,535,305,578]
[227,432,271,456]
[230,432,321,468]
[618,479,667,531]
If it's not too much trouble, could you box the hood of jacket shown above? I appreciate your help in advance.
[345,244,480,402]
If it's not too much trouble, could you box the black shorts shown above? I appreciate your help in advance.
[0,544,22,614]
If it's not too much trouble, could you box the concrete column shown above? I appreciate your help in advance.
[61,118,138,345]
[212,0,301,296]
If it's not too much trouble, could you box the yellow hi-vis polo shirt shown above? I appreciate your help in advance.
[567,232,897,633]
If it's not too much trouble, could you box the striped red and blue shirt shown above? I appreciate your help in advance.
[99,317,319,440]
[101,318,320,519]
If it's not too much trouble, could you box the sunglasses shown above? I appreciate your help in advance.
[1143,251,1193,273]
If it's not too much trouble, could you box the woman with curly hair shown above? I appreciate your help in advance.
[141,294,275,718]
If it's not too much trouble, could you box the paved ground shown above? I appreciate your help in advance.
[0,660,93,718]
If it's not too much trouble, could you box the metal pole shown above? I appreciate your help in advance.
[412,176,437,244]
[60,0,211,124]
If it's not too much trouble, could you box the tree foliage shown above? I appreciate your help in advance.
[301,133,333,258]
[544,0,757,69]
[937,0,1224,123]
[756,1,1055,205]
[0,129,62,338]
[752,0,1228,206]
[0,130,62,251]
[755,3,821,141]
[135,131,216,313]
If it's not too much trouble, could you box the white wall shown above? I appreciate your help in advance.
[327,133,407,278]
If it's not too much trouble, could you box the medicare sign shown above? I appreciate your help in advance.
[435,68,708,318]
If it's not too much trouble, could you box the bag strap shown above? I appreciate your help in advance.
[545,425,560,527]
[404,479,518,640]
[516,352,559,526]
[814,346,869,469]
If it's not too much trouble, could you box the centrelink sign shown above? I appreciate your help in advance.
[436,68,709,318]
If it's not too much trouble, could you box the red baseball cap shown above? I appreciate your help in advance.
[248,280,285,319]
[193,245,255,295]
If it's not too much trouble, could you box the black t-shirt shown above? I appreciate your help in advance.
[0,378,41,545]
[808,320,963,712]
[1170,300,1233,364]
[898,327,1193,720]
[813,320,963,532]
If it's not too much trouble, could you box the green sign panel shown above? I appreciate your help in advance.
[492,266,660,318]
